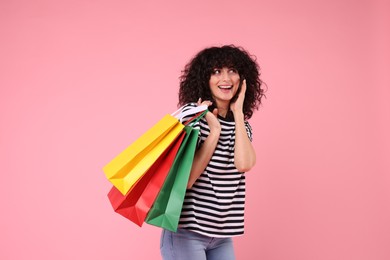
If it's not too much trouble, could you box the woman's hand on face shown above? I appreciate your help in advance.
[230,79,247,115]
[197,98,221,133]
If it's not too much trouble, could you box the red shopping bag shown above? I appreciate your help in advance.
[107,131,185,226]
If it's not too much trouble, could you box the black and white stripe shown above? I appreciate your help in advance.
[178,103,253,238]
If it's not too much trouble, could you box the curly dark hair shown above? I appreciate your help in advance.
[178,45,265,120]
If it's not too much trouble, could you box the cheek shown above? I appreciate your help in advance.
[208,77,219,89]
[234,75,241,84]
[208,81,216,96]
[233,78,241,90]
[232,88,239,97]
[209,75,218,84]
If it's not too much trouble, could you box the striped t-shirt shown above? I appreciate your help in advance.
[178,103,253,238]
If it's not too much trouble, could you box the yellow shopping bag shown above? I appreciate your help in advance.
[103,104,206,195]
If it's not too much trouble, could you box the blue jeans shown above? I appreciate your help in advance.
[160,228,236,260]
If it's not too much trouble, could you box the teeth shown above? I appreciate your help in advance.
[219,85,232,89]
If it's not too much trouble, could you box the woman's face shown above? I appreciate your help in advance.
[209,67,241,106]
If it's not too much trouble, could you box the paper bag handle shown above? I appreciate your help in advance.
[172,104,208,122]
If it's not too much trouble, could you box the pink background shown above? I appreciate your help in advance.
[1,0,389,259]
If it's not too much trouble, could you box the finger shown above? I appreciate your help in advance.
[202,100,213,107]
[213,108,218,117]
[197,98,202,105]
[241,79,247,94]
[236,80,247,101]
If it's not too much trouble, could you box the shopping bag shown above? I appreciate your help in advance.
[145,125,199,232]
[107,131,185,226]
[103,104,207,195]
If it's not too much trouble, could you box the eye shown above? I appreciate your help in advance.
[212,68,221,75]
[228,68,238,74]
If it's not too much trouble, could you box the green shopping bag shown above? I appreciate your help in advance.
[145,125,199,232]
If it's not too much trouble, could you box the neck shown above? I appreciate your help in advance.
[215,100,230,118]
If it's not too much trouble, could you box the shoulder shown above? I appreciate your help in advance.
[179,102,200,124]
[244,120,253,141]
[244,120,252,131]
[181,102,198,111]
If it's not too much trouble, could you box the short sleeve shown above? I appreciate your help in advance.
[178,103,203,147]
[244,121,253,142]
[180,103,201,130]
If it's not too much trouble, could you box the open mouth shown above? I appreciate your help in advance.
[218,85,233,90]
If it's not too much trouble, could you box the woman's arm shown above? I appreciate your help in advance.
[233,113,256,172]
[231,79,256,172]
[187,100,221,189]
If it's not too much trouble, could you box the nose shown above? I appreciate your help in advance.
[221,69,230,82]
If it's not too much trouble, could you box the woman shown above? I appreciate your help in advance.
[161,45,265,260]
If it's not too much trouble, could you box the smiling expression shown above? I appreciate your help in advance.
[209,67,241,107]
